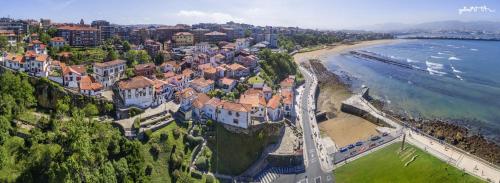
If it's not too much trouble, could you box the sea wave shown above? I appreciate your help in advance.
[411,65,421,69]
[406,58,419,63]
[430,56,444,59]
[427,68,447,76]
[426,61,444,70]
[451,65,463,73]
[456,75,464,81]
[449,56,461,61]
[470,48,478,51]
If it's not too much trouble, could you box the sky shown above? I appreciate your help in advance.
[1,0,499,29]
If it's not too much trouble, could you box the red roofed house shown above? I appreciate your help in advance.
[267,95,284,121]
[79,75,103,96]
[134,63,156,79]
[176,87,197,112]
[239,93,267,120]
[118,76,155,108]
[218,77,237,93]
[50,37,66,48]
[152,79,174,105]
[24,52,51,77]
[63,65,87,88]
[216,101,252,129]
[192,93,211,119]
[227,63,250,78]
[281,90,294,117]
[4,53,24,71]
[189,78,214,94]
[93,59,126,88]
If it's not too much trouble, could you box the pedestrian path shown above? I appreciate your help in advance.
[254,166,306,183]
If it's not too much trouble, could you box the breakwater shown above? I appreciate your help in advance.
[349,50,426,72]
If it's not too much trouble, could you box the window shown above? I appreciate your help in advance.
[233,119,238,124]
[228,111,232,115]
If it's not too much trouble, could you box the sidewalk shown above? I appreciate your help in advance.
[406,130,500,183]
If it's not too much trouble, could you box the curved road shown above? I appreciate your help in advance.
[273,68,334,183]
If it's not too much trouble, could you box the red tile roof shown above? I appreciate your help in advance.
[239,94,266,108]
[79,76,103,91]
[267,95,282,109]
[94,60,126,68]
[118,76,154,90]
[50,37,65,42]
[193,93,210,109]
[219,101,251,112]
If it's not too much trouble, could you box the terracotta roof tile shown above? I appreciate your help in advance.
[80,76,103,91]
[267,95,282,109]
[118,76,154,90]
[94,59,126,68]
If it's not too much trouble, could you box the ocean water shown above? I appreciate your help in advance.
[324,39,500,138]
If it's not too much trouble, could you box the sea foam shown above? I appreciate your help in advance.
[449,56,461,61]
[430,56,444,59]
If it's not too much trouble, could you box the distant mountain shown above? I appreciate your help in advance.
[361,20,500,32]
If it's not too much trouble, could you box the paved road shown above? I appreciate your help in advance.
[272,68,333,183]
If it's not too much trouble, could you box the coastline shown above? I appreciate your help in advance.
[294,39,500,165]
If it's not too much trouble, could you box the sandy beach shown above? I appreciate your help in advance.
[293,39,400,64]
[295,39,399,147]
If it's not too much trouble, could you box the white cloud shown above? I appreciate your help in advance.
[176,10,244,24]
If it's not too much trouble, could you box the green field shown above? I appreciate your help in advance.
[335,143,483,183]
[248,75,265,84]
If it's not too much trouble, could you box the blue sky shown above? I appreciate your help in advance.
[1,0,499,29]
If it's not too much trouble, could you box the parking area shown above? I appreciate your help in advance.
[333,132,398,164]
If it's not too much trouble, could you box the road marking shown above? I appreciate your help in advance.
[315,176,322,183]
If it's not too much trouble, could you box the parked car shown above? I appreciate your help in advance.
[371,136,381,141]
[348,144,355,149]
[339,147,348,153]
[356,141,363,146]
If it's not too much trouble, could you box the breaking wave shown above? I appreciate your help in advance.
[449,56,461,61]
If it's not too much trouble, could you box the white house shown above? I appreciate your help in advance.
[189,78,214,94]
[202,98,221,120]
[50,37,66,48]
[118,76,155,108]
[281,90,294,117]
[93,59,126,88]
[194,42,210,54]
[63,65,86,88]
[227,63,250,78]
[216,101,252,129]
[79,75,103,96]
[24,52,50,77]
[160,61,180,73]
[218,77,237,93]
[152,79,174,106]
[4,53,24,71]
[238,93,266,120]
[267,95,284,122]
[177,87,197,112]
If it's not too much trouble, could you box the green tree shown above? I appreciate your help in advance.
[55,96,70,117]
[83,103,99,117]
[39,32,51,44]
[0,116,11,144]
[154,53,165,65]
[105,49,118,61]
[122,41,131,52]
[0,36,8,50]
[47,27,58,37]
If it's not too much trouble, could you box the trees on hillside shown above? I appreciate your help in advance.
[258,49,299,85]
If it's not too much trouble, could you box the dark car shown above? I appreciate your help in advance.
[371,136,381,141]
[348,144,355,149]
[339,147,348,153]
[356,141,363,146]
[382,132,388,136]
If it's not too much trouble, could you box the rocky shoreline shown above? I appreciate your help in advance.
[305,59,500,166]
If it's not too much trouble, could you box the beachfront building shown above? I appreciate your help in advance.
[118,76,155,108]
[93,59,126,88]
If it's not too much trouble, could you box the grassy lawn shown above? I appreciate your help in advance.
[335,143,484,183]
[248,75,265,84]
[208,124,279,175]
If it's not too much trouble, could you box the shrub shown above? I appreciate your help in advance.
[205,175,215,183]
[195,156,209,171]
[191,170,203,179]
[133,118,141,130]
[144,129,153,141]
[150,143,160,158]
[145,163,153,176]
[160,131,168,142]
[173,128,182,139]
